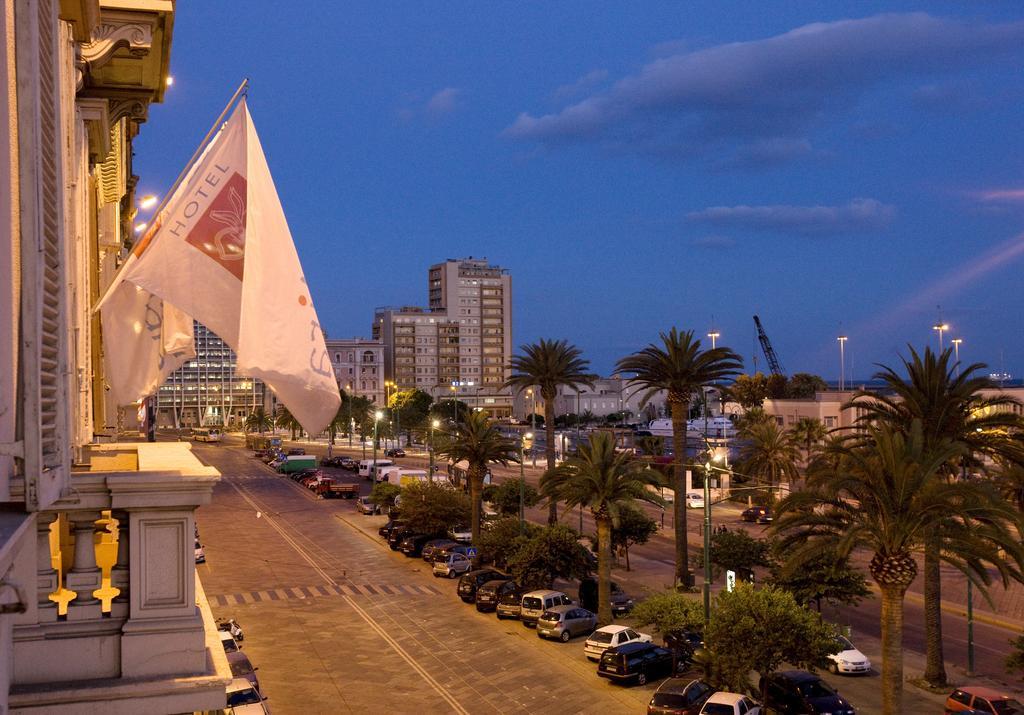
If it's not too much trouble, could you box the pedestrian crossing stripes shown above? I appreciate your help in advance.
[209,582,442,607]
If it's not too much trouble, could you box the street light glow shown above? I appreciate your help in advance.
[134,222,147,233]
[431,419,440,429]
[138,194,158,209]
[374,410,383,421]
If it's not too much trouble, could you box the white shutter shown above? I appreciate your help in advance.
[16,0,72,510]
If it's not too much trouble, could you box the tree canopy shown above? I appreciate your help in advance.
[395,481,470,536]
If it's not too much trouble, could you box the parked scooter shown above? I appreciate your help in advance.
[216,617,244,642]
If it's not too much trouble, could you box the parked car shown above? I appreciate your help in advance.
[477,579,523,613]
[664,629,704,653]
[321,456,345,467]
[520,590,573,627]
[536,605,597,642]
[433,552,473,578]
[195,540,206,564]
[355,496,378,515]
[225,676,270,714]
[598,641,682,686]
[384,447,406,458]
[579,577,634,615]
[396,533,431,557]
[447,525,472,543]
[378,519,404,538]
[585,625,652,661]
[496,585,527,619]
[827,635,871,675]
[740,506,772,524]
[421,539,459,562]
[457,569,507,603]
[430,542,475,561]
[340,457,358,470]
[761,671,856,715]
[287,448,305,456]
[699,691,761,714]
[946,686,1024,714]
[226,650,260,692]
[685,492,704,509]
[387,526,414,550]
[219,630,241,654]
[647,678,715,715]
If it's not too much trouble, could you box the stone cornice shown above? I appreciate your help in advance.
[80,12,155,71]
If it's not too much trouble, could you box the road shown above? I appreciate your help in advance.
[192,436,978,713]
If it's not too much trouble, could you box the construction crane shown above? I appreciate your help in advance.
[753,315,785,376]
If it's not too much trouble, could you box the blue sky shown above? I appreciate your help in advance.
[133,2,1024,379]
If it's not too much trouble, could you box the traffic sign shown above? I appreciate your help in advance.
[465,547,478,559]
[726,569,736,592]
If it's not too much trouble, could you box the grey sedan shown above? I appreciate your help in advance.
[536,605,597,642]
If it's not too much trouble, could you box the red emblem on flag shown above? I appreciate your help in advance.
[186,172,247,280]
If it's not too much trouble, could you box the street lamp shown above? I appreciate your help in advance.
[520,432,534,535]
[837,335,848,391]
[933,322,949,352]
[952,338,963,377]
[372,410,383,477]
[707,331,720,350]
[450,384,458,423]
[527,388,537,467]
[429,418,440,477]
[702,449,725,634]
[346,382,353,447]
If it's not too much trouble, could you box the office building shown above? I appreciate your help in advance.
[374,258,513,418]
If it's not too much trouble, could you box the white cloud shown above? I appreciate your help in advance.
[687,198,896,236]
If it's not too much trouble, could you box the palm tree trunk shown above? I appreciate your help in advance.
[469,467,483,544]
[544,398,557,525]
[670,400,690,589]
[923,536,947,686]
[596,513,613,626]
[879,582,907,715]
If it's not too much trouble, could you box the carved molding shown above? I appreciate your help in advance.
[80,21,153,70]
[108,98,148,125]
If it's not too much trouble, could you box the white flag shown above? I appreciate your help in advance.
[99,98,340,434]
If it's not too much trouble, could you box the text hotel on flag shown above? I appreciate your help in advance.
[97,97,340,435]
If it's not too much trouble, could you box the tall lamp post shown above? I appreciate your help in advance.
[837,335,848,391]
[951,338,963,376]
[520,432,534,535]
[429,418,440,476]
[933,322,949,352]
[707,330,720,350]
[450,384,458,423]
[346,382,353,447]
[372,410,383,476]
[527,388,537,467]
[702,450,726,633]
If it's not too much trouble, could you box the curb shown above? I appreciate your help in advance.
[866,582,1023,632]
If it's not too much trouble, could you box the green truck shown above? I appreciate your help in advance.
[277,455,317,474]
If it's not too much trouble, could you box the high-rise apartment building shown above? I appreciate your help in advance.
[374,258,513,417]
[154,322,268,428]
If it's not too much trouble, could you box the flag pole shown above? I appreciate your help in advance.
[92,78,249,312]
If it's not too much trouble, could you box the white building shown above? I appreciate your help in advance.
[326,337,386,405]
[512,376,668,423]
[0,2,229,712]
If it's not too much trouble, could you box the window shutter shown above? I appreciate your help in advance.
[16,0,72,510]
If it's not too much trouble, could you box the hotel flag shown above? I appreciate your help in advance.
[96,84,340,435]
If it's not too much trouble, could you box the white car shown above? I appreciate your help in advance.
[584,625,652,661]
[225,676,270,714]
[699,691,761,714]
[828,635,872,674]
[432,552,472,578]
[219,630,240,654]
[685,492,705,509]
[447,525,472,543]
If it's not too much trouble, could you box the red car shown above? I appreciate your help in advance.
[946,686,1023,715]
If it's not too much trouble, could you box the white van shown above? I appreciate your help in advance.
[358,459,394,480]
[192,428,222,443]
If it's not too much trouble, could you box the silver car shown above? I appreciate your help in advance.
[536,604,597,642]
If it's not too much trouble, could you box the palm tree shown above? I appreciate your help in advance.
[540,431,664,625]
[616,328,742,589]
[849,346,1024,686]
[790,416,827,467]
[773,422,1024,714]
[328,389,349,445]
[995,458,1024,512]
[244,407,273,434]
[434,411,519,542]
[505,339,596,524]
[635,435,665,458]
[275,404,301,440]
[738,419,802,490]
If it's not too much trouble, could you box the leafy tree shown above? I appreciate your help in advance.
[706,585,841,699]
[395,480,470,536]
[617,328,742,589]
[484,478,540,516]
[769,549,871,612]
[773,421,1024,714]
[434,411,519,543]
[696,530,773,580]
[790,416,827,466]
[275,405,302,440]
[766,373,788,399]
[369,482,401,510]
[737,419,801,488]
[726,373,770,410]
[631,590,704,636]
[610,502,659,571]
[849,346,1024,687]
[787,373,829,399]
[541,431,663,624]
[347,395,373,439]
[244,407,273,434]
[506,524,592,590]
[391,388,433,445]
[477,516,541,569]
[506,339,596,524]
[429,398,470,427]
[1007,634,1024,679]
